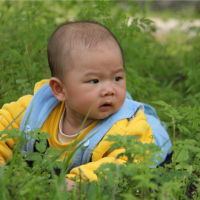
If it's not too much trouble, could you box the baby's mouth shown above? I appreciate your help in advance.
[101,102,112,106]
[99,102,113,110]
[103,103,111,106]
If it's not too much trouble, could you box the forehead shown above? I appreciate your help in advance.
[71,42,122,63]
[69,44,123,73]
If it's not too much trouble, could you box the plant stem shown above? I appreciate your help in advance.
[141,186,144,200]
[172,116,176,170]
[111,163,119,200]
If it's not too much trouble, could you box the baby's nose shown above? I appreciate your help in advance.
[100,83,115,96]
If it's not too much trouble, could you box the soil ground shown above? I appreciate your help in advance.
[149,17,200,41]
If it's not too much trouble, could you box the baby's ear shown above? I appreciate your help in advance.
[49,77,67,101]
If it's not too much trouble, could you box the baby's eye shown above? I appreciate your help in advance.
[89,79,99,84]
[114,77,122,82]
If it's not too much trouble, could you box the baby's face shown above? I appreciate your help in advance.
[63,44,126,121]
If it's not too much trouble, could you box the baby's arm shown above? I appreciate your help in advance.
[67,157,126,182]
[66,109,172,181]
[145,114,172,166]
[0,95,32,165]
[66,110,152,181]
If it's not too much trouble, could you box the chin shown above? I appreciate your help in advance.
[95,112,114,120]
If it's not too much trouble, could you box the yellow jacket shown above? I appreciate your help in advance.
[0,80,154,181]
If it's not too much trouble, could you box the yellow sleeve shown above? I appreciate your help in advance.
[0,95,33,164]
[66,157,126,181]
[0,95,32,131]
[0,79,48,165]
[66,109,154,181]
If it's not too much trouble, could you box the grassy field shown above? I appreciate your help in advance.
[0,1,200,199]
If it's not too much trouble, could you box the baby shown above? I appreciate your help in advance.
[0,21,172,190]
[48,21,126,139]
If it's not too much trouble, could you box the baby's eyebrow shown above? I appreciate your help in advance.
[84,68,124,77]
[84,72,98,77]
[114,68,124,74]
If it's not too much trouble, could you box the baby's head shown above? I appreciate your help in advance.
[48,21,126,121]
[47,21,124,79]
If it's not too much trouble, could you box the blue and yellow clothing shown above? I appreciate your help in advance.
[0,80,171,181]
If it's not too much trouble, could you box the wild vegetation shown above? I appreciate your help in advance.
[0,1,200,199]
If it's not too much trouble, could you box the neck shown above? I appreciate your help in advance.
[62,108,96,136]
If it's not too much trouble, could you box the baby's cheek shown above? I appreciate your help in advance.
[118,89,126,101]
[79,99,93,111]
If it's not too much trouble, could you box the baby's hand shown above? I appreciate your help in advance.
[65,178,75,191]
[0,162,3,167]
[51,178,75,191]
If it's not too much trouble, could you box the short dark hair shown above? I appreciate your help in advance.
[47,21,124,79]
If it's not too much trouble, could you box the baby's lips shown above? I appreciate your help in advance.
[99,102,113,107]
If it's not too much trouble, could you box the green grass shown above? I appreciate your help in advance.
[0,0,200,199]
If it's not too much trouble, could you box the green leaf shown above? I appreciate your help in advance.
[177,124,190,134]
[35,139,47,153]
[175,162,190,170]
[175,149,189,162]
[121,193,138,200]
[26,152,42,162]
[38,132,52,140]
